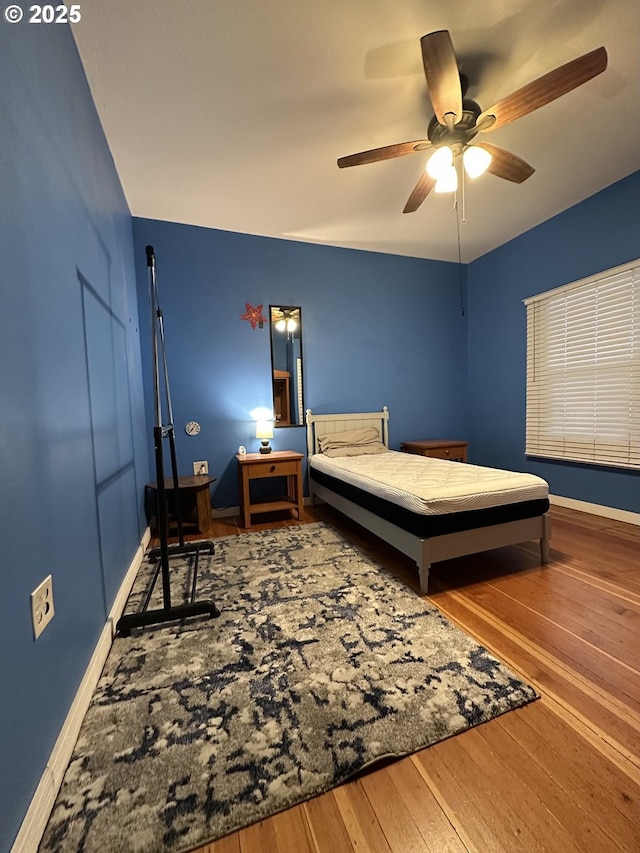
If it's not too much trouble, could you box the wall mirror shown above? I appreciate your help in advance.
[269,305,304,426]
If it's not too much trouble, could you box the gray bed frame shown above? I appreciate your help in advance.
[306,407,550,594]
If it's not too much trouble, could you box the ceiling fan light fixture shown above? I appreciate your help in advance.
[426,145,453,179]
[463,145,492,179]
[434,165,458,194]
[275,311,298,334]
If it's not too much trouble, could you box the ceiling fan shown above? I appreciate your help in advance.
[338,31,607,213]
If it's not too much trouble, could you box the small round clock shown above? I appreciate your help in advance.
[184,420,201,436]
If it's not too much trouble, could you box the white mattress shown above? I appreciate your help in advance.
[310,451,549,516]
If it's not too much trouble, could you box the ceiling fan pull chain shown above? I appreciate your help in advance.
[461,161,466,223]
[455,198,463,270]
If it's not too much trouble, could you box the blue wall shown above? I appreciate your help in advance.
[131,218,469,506]
[1,18,637,853]
[467,173,640,512]
[0,23,149,853]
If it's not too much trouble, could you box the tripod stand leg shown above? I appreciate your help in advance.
[116,599,220,638]
[148,540,216,562]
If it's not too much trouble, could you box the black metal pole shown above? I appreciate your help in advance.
[116,245,218,637]
[153,425,172,609]
[149,248,172,609]
[156,305,186,547]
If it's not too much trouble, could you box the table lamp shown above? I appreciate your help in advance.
[256,419,274,454]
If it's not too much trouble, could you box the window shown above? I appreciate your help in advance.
[525,260,639,470]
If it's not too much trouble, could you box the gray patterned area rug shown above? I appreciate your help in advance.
[40,522,537,853]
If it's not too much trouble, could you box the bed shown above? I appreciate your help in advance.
[306,407,550,594]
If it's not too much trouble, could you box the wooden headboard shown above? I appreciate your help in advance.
[305,407,390,456]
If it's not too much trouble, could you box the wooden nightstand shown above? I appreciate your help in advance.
[147,474,216,534]
[236,450,304,529]
[400,439,468,463]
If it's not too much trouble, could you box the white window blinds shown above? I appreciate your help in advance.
[525,260,639,470]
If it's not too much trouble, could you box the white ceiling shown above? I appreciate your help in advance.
[72,0,640,263]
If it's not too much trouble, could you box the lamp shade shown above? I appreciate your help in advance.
[426,146,453,179]
[463,145,492,178]
[434,165,458,193]
[256,420,274,440]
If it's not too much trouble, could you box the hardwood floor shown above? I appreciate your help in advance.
[180,504,639,852]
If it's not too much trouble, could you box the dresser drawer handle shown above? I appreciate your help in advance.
[270,465,276,473]
[445,449,449,455]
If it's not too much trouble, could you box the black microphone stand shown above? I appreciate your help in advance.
[116,246,219,637]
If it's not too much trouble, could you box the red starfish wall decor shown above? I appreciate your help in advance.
[240,302,266,330]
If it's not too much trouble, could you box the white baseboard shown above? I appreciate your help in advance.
[211,506,239,518]
[550,494,640,526]
[11,527,151,853]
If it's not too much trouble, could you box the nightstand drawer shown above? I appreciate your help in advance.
[426,446,459,460]
[401,440,468,463]
[247,459,299,479]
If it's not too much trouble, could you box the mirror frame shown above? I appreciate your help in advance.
[269,305,305,427]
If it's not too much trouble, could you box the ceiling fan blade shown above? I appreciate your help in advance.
[475,142,535,183]
[477,46,607,132]
[403,172,436,213]
[420,31,463,127]
[337,140,431,168]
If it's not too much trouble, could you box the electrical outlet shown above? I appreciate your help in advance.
[193,460,208,475]
[31,575,55,639]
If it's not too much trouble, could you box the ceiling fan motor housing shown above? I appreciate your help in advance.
[427,98,482,153]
